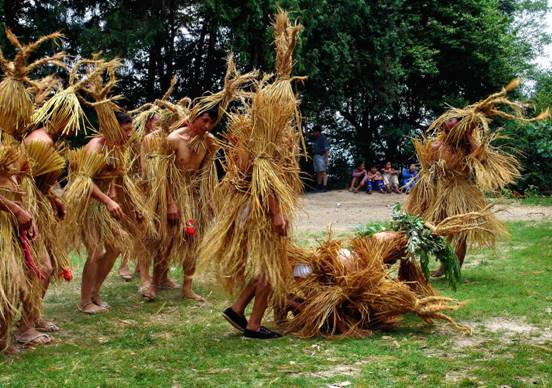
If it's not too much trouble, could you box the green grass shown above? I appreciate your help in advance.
[495,196,552,207]
[1,222,551,387]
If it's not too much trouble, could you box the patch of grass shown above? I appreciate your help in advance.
[495,196,552,207]
[1,222,551,386]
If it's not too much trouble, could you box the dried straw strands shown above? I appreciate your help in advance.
[200,10,305,305]
[0,28,65,137]
[406,81,548,248]
[283,236,470,338]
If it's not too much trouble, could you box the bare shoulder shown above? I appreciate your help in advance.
[143,129,160,144]
[24,129,53,146]
[84,136,105,153]
[167,127,189,144]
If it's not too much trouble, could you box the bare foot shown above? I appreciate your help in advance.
[182,289,206,303]
[79,302,108,314]
[35,318,60,333]
[119,268,133,281]
[15,328,53,347]
[139,282,156,301]
[158,277,178,289]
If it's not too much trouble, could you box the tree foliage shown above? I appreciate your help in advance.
[0,0,550,189]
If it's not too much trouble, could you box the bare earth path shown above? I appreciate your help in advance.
[296,190,552,232]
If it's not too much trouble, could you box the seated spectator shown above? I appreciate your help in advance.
[349,162,367,192]
[362,166,385,194]
[382,161,400,193]
[401,163,419,194]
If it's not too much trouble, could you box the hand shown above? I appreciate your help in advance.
[167,203,180,225]
[106,199,124,219]
[14,207,37,241]
[272,213,288,236]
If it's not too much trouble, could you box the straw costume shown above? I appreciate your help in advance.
[64,58,154,261]
[356,204,498,298]
[0,28,65,137]
[405,81,548,251]
[0,143,43,351]
[140,55,254,301]
[200,11,306,306]
[19,58,101,285]
[281,236,471,338]
[0,29,68,344]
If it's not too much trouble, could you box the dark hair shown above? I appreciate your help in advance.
[115,111,132,125]
[356,161,365,168]
[313,126,322,133]
[197,106,218,121]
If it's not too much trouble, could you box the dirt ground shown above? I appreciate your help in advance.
[295,190,552,232]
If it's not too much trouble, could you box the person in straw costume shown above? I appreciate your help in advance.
[137,89,194,298]
[17,57,107,335]
[116,80,174,283]
[64,58,154,314]
[0,142,41,353]
[200,10,306,339]
[139,57,255,302]
[274,204,501,338]
[0,28,69,347]
[405,80,549,277]
[278,235,472,338]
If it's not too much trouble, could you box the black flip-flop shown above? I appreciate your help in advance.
[222,307,247,332]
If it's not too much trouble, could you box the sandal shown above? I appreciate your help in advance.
[78,302,108,315]
[35,319,60,333]
[15,329,53,347]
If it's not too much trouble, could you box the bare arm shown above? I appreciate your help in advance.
[83,137,124,218]
[0,194,36,239]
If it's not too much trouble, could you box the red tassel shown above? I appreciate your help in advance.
[19,228,46,281]
[60,268,73,282]
[185,219,196,237]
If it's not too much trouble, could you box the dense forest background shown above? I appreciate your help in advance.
[1,0,551,192]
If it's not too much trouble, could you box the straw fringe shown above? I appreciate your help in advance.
[20,141,70,279]
[282,236,470,338]
[0,29,65,137]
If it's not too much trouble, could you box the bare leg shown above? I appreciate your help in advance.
[17,288,52,346]
[34,254,59,332]
[17,252,56,345]
[182,270,206,302]
[246,278,272,332]
[322,172,328,188]
[349,177,357,191]
[91,246,121,307]
[147,248,170,301]
[118,255,133,280]
[231,278,257,315]
[138,256,151,289]
[181,248,205,302]
[455,236,467,267]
